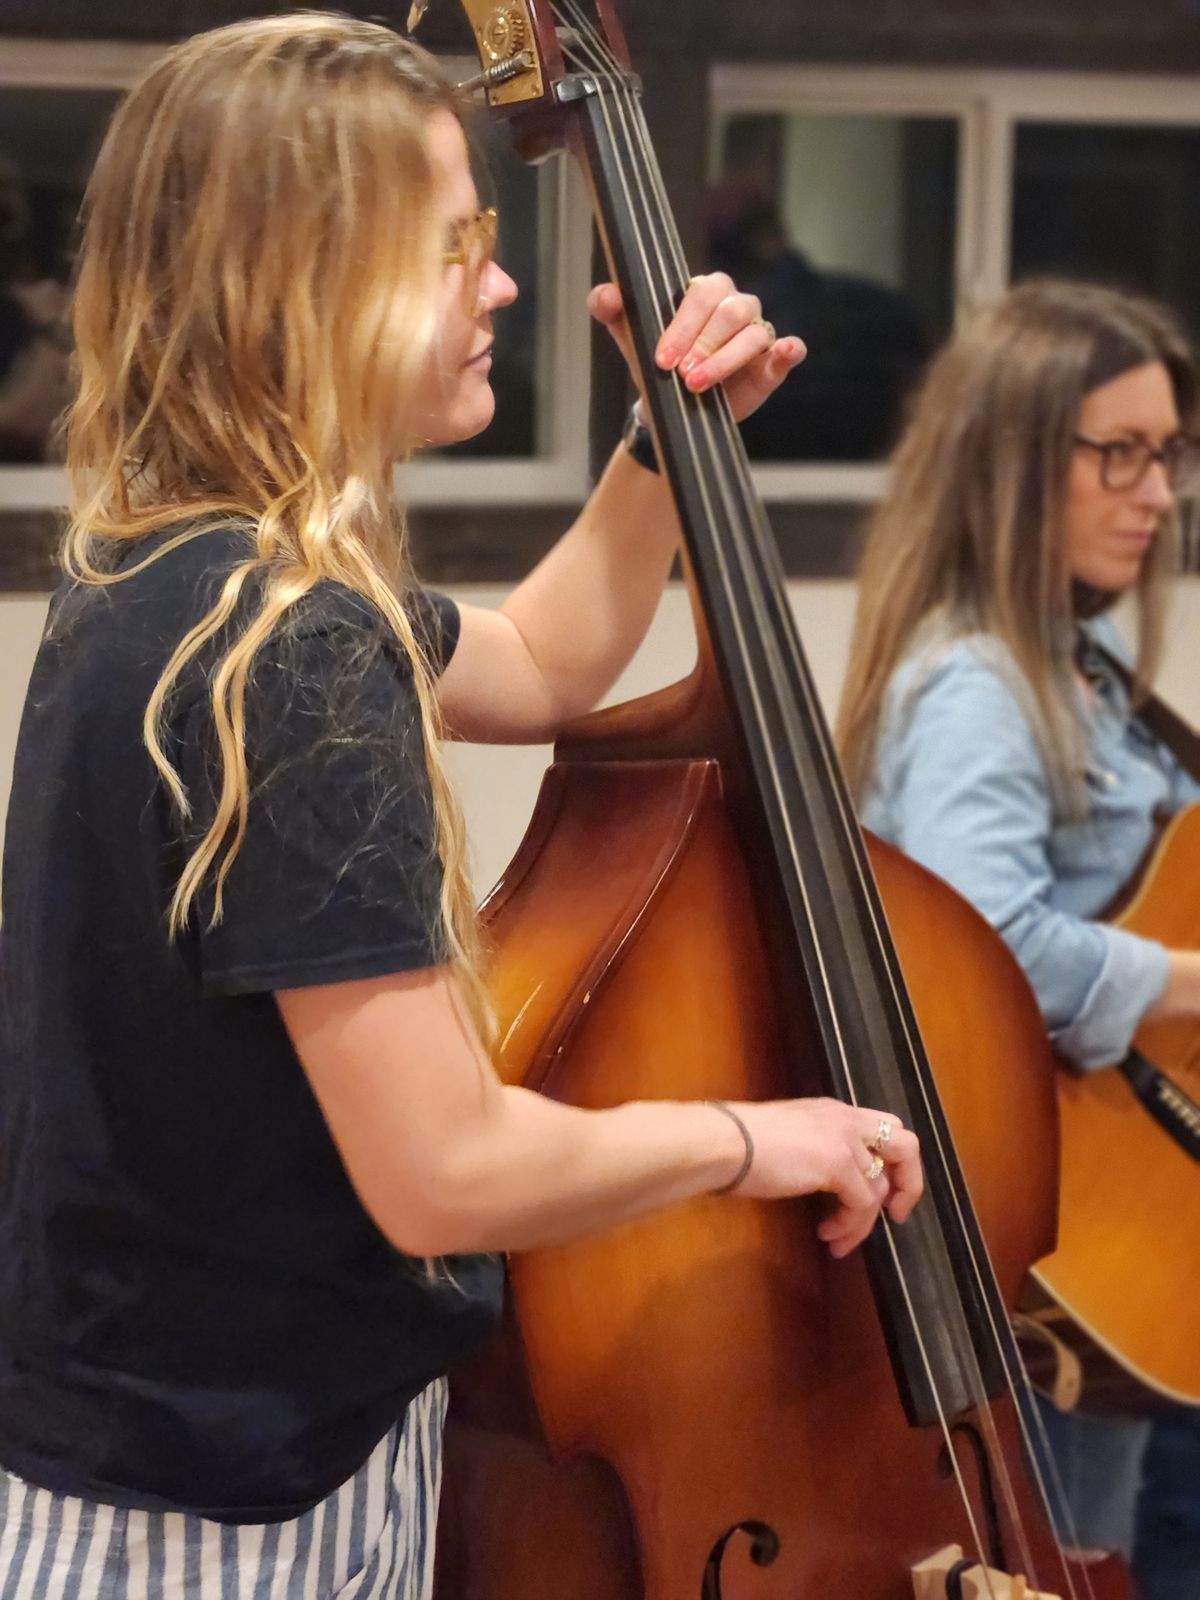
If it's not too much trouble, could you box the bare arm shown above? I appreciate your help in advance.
[436,276,805,744]
[436,442,681,743]
[277,966,922,1259]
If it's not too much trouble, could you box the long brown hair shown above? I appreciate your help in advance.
[61,16,492,1030]
[837,279,1197,816]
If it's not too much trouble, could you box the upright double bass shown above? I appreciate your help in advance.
[428,4,1135,1596]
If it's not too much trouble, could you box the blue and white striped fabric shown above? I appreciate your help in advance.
[0,1378,447,1600]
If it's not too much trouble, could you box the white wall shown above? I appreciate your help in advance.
[3,580,1199,898]
[0,597,53,863]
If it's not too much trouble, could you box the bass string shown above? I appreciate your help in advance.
[560,4,965,1193]
[549,6,1023,1595]
[557,7,900,1215]
[556,19,1103,1591]
[707,288,1097,1578]
[693,93,1101,1600]
[654,91,1097,1596]
[721,499,1078,1585]
[557,0,998,1491]
[553,9,1099,1596]
[612,106,1042,1600]
[556,9,890,1129]
[718,217,1100,1590]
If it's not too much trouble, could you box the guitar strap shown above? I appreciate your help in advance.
[1090,640,1200,781]
[1087,640,1200,1164]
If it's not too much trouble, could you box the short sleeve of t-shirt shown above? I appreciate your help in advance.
[172,587,461,997]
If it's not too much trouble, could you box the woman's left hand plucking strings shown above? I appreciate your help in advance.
[588,272,806,423]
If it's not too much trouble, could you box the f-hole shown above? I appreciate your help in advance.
[937,1421,1007,1572]
[701,1520,781,1599]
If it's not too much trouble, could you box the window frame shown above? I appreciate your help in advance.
[712,63,1200,504]
[0,39,595,516]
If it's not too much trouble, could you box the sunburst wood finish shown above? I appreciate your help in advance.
[1031,801,1200,1406]
[435,739,1126,1599]
[431,1,1132,1593]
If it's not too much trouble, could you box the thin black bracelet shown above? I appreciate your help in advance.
[706,1099,755,1194]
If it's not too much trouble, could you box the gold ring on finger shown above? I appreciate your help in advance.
[865,1154,885,1182]
[869,1118,892,1153]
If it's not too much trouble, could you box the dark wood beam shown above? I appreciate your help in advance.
[5,0,1200,75]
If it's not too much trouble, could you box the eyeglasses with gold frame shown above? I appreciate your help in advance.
[443,207,499,273]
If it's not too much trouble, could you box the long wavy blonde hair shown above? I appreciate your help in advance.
[62,15,491,1030]
[837,279,1197,818]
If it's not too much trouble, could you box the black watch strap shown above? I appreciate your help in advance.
[621,402,661,474]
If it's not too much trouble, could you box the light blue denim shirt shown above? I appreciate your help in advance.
[862,615,1199,1069]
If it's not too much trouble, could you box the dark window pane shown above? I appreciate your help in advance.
[706,112,958,462]
[434,119,549,460]
[0,88,120,464]
[0,89,549,470]
[1012,123,1200,344]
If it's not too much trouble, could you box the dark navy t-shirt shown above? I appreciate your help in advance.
[0,524,502,1522]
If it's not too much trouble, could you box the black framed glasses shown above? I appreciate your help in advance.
[1073,432,1200,492]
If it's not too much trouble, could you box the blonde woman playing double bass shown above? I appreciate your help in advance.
[838,279,1200,1600]
[0,16,925,1599]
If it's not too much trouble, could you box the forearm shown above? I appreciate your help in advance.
[1002,912,1168,1069]
[498,443,680,724]
[285,969,921,1262]
[287,968,744,1255]
[1144,948,1200,1024]
[426,1088,744,1254]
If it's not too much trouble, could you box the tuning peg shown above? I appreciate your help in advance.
[407,0,429,33]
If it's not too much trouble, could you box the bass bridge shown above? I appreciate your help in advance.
[913,1545,1063,1600]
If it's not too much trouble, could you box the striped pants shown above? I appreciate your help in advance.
[0,1378,447,1600]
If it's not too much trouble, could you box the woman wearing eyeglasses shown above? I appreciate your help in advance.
[0,15,932,1600]
[836,278,1200,1600]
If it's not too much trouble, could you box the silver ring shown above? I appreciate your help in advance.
[869,1118,892,1153]
[865,1155,885,1182]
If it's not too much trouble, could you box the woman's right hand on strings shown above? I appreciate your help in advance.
[280,967,923,1258]
[723,1098,924,1256]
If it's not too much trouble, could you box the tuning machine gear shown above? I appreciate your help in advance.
[481,6,528,59]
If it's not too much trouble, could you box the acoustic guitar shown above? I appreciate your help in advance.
[1028,795,1200,1412]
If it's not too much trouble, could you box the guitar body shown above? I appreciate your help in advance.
[1031,801,1200,1408]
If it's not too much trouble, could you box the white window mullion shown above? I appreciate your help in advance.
[962,89,1015,316]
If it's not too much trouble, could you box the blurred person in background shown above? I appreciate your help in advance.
[706,180,931,459]
[0,155,71,461]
